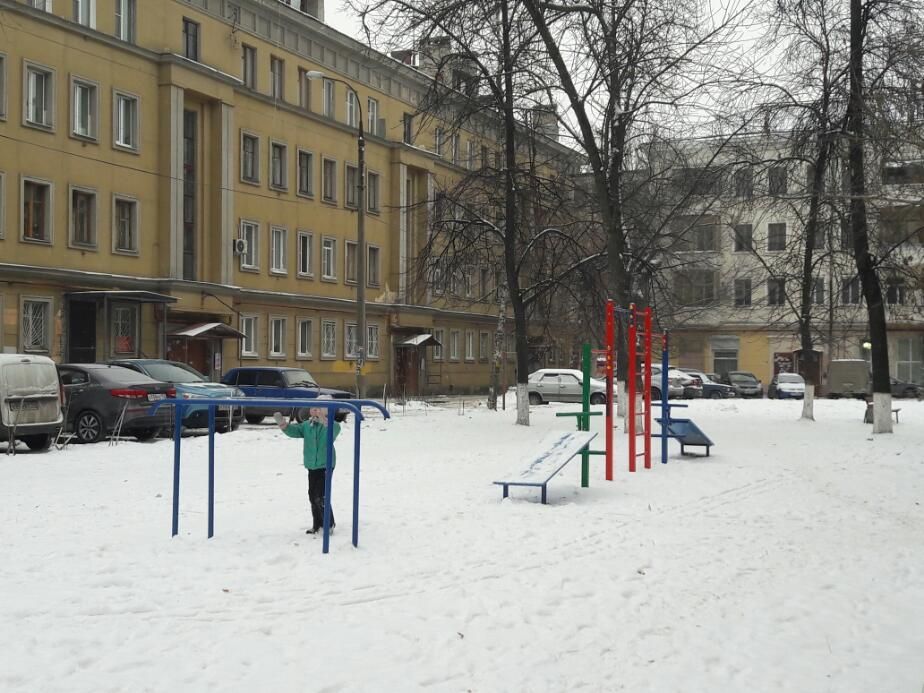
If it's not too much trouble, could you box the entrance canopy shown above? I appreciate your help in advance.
[65,290,178,304]
[168,322,245,339]
[397,333,441,348]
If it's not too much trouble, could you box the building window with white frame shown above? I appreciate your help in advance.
[449,330,460,360]
[270,226,287,274]
[321,237,336,279]
[767,222,786,251]
[242,45,256,89]
[0,53,7,120]
[321,319,337,357]
[270,141,287,190]
[479,332,489,361]
[432,327,444,360]
[367,246,380,287]
[239,220,258,269]
[22,178,52,243]
[297,150,314,196]
[298,68,310,109]
[70,187,96,248]
[113,196,138,253]
[297,318,313,358]
[111,304,137,354]
[297,231,312,277]
[269,317,286,357]
[25,63,54,129]
[367,97,378,134]
[270,56,284,100]
[240,315,257,356]
[467,141,475,169]
[435,127,443,157]
[115,0,136,43]
[114,91,138,150]
[345,165,359,208]
[322,158,336,202]
[21,298,52,352]
[182,18,200,62]
[367,171,380,212]
[367,324,379,359]
[322,78,334,117]
[241,133,259,183]
[345,241,358,283]
[71,77,97,140]
[767,278,786,306]
[452,133,460,165]
[345,89,358,127]
[465,330,475,361]
[28,1,52,12]
[0,171,5,238]
[841,276,861,305]
[345,323,358,358]
[73,0,94,27]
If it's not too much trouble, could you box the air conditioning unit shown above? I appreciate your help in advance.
[233,238,248,256]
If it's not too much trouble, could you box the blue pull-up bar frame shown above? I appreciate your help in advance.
[148,397,390,554]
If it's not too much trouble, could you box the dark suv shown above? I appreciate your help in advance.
[221,367,352,424]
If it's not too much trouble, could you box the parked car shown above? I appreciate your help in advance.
[0,354,63,451]
[649,366,686,400]
[890,377,922,399]
[722,371,764,398]
[768,373,806,399]
[526,369,608,405]
[57,364,175,443]
[110,359,245,432]
[221,367,353,424]
[668,365,703,399]
[680,368,736,399]
[825,359,870,399]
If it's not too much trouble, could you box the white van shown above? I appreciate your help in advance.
[825,359,871,399]
[0,354,63,451]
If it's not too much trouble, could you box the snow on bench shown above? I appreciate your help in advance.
[494,430,598,504]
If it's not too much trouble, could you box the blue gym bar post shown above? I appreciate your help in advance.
[171,403,185,537]
[207,406,216,539]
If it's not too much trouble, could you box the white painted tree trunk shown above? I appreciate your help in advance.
[616,381,627,418]
[516,383,530,426]
[801,384,815,420]
[872,392,893,434]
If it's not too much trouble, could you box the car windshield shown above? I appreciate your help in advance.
[92,366,160,385]
[140,362,207,383]
[729,373,757,384]
[778,374,804,384]
[283,370,318,387]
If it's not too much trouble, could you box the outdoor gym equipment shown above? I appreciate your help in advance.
[148,397,390,555]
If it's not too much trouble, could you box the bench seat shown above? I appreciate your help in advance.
[494,431,597,504]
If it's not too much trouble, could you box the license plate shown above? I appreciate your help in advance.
[148,393,166,401]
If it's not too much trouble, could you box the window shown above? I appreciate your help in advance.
[481,145,489,170]
[269,141,288,190]
[466,141,475,170]
[346,90,358,127]
[367,324,380,359]
[688,223,718,251]
[73,0,94,26]
[895,336,923,384]
[480,268,490,299]
[345,165,359,208]
[734,278,751,307]
[345,323,358,358]
[886,279,907,306]
[840,219,854,250]
[298,68,310,109]
[242,45,256,89]
[28,1,51,12]
[270,226,287,274]
[182,18,200,62]
[465,330,475,361]
[113,195,138,253]
[345,241,358,283]
[297,318,313,358]
[22,178,52,243]
[812,278,825,306]
[367,246,380,287]
[115,0,136,43]
[0,53,6,119]
[24,62,54,128]
[767,223,786,251]
[435,127,444,157]
[241,133,259,183]
[322,79,334,117]
[297,231,313,276]
[114,91,138,150]
[322,159,337,202]
[449,330,460,360]
[321,237,336,279]
[733,224,753,252]
[270,56,284,99]
[70,187,96,247]
[433,328,445,360]
[21,298,52,352]
[463,272,473,298]
[713,349,738,376]
[768,165,788,196]
[269,317,286,357]
[239,220,258,269]
[452,133,460,165]
[0,171,5,238]
[112,304,137,355]
[767,278,786,306]
[71,77,98,140]
[297,149,314,196]
[403,113,413,144]
[367,97,378,134]
[367,171,380,212]
[321,319,337,358]
[240,315,257,356]
[734,167,753,198]
[479,332,490,361]
[674,270,716,306]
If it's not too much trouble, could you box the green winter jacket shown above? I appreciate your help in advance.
[283,419,341,470]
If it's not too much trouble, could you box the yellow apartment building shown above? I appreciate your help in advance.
[0,0,574,394]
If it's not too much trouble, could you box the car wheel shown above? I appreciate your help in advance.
[902,388,916,398]
[710,390,722,399]
[245,414,265,425]
[528,392,543,405]
[590,392,606,405]
[75,410,105,444]
[295,408,310,423]
[134,428,161,442]
[650,387,662,400]
[22,434,53,451]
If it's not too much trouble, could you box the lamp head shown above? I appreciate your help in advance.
[305,70,325,81]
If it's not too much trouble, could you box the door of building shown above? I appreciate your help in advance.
[395,347,420,396]
[167,338,211,377]
[68,301,97,362]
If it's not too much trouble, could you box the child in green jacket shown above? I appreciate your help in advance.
[277,399,341,534]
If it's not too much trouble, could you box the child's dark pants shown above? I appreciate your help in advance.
[307,468,334,530]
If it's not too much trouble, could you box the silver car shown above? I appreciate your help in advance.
[527,369,608,405]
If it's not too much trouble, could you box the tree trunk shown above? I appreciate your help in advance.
[802,383,815,420]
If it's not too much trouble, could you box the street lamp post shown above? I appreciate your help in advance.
[306,71,366,397]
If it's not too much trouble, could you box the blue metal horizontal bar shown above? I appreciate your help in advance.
[148,397,390,421]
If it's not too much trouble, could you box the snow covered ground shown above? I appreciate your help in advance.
[1,397,923,692]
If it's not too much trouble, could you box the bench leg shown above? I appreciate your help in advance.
[541,485,547,505]
[502,484,509,499]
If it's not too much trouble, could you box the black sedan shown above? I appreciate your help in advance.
[57,364,176,443]
[890,377,922,399]
[680,368,736,399]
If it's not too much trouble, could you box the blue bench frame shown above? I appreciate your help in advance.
[494,432,597,504]
[655,417,713,457]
